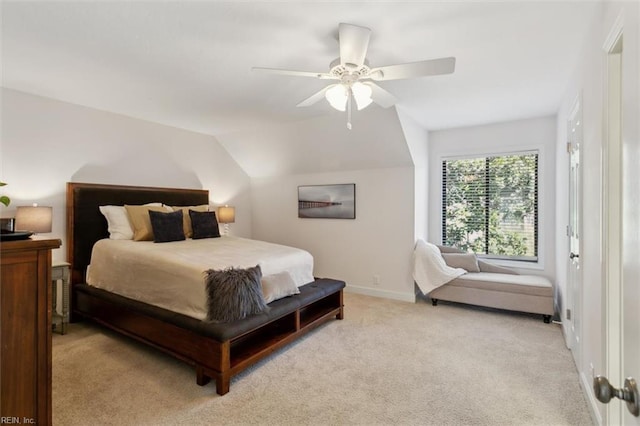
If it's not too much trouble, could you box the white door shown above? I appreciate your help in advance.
[600,16,640,425]
[621,120,640,426]
[619,23,640,426]
[567,98,582,365]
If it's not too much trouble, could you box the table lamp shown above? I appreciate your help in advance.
[15,204,53,234]
[217,205,235,236]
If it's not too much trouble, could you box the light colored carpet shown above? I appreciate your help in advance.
[52,292,593,425]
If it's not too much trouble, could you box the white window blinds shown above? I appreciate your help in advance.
[442,152,538,261]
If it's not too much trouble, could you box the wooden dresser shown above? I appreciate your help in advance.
[1,238,61,426]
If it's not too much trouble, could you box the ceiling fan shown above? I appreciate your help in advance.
[253,23,455,129]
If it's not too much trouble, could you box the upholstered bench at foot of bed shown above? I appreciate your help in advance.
[73,278,345,395]
[428,272,554,323]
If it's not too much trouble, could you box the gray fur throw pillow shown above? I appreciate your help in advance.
[204,265,269,322]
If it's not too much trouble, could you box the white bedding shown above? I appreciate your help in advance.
[86,236,315,320]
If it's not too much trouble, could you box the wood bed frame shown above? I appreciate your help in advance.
[66,182,344,395]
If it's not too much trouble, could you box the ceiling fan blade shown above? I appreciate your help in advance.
[296,85,333,107]
[339,23,371,67]
[366,82,397,108]
[252,67,335,80]
[370,57,456,81]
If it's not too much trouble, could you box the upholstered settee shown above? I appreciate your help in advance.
[424,245,554,323]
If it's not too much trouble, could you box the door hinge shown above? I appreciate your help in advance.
[567,142,572,153]
[566,309,572,320]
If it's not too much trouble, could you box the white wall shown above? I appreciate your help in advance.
[555,1,640,423]
[217,106,413,178]
[555,5,604,359]
[219,104,419,302]
[556,15,605,420]
[396,107,429,241]
[0,89,421,303]
[251,167,416,302]
[0,89,252,262]
[427,116,557,280]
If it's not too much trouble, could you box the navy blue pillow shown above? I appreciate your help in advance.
[189,210,220,239]
[148,210,185,243]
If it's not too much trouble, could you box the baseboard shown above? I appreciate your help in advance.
[344,285,415,303]
[580,370,603,425]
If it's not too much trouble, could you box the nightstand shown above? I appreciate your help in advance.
[52,262,70,335]
[2,238,61,425]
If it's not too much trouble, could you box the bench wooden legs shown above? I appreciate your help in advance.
[216,374,231,395]
[196,367,230,395]
[196,367,210,386]
[336,294,344,320]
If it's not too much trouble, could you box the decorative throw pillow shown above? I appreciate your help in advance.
[189,210,220,239]
[124,205,171,241]
[99,205,134,240]
[100,203,163,240]
[437,245,466,254]
[204,265,269,322]
[149,210,185,243]
[261,271,300,304]
[169,205,209,238]
[440,253,480,272]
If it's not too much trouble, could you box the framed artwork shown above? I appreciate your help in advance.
[298,184,356,219]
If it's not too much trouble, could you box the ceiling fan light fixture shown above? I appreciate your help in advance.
[352,82,373,110]
[325,84,348,111]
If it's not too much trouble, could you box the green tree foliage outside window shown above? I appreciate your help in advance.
[442,152,538,261]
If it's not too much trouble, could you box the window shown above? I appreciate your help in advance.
[442,151,538,262]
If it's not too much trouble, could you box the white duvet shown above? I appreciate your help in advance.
[86,236,315,320]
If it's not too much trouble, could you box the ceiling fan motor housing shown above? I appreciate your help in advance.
[329,58,371,82]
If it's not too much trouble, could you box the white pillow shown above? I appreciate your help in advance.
[99,205,133,240]
[99,203,163,240]
[261,272,300,304]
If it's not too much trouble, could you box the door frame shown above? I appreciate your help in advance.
[602,13,624,425]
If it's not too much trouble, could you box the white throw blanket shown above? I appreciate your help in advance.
[413,239,466,295]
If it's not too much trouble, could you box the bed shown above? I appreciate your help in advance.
[66,182,345,395]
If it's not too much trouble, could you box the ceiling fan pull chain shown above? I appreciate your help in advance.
[347,88,353,130]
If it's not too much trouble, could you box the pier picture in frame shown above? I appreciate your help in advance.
[298,184,356,219]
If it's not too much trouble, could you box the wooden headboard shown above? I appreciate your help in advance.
[66,182,209,285]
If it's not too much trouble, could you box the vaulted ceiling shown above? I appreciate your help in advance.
[2,1,600,137]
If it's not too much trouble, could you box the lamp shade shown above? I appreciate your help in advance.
[325,83,373,112]
[325,84,348,111]
[15,205,52,233]
[352,82,373,110]
[217,205,236,224]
